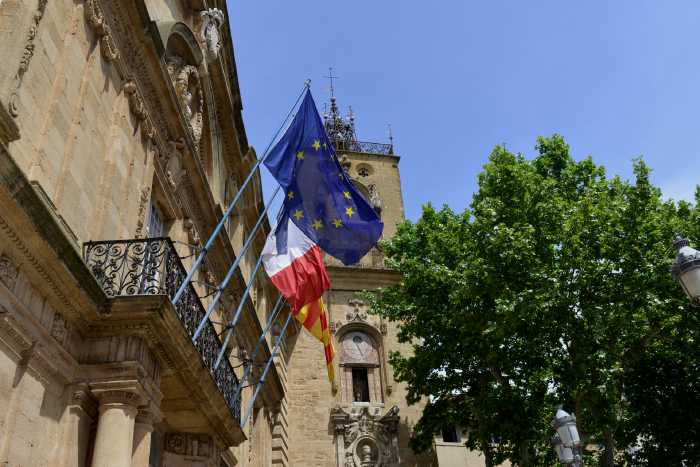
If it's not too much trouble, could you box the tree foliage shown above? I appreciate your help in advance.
[366,135,700,466]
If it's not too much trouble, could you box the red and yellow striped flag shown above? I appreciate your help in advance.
[296,297,335,381]
[262,216,335,381]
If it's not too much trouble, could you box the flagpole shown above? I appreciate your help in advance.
[213,251,266,370]
[231,295,285,400]
[191,184,281,343]
[172,82,309,306]
[241,311,294,427]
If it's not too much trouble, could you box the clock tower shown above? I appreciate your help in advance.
[283,85,431,467]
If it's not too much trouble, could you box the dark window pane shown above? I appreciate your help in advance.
[352,368,370,402]
[441,426,460,443]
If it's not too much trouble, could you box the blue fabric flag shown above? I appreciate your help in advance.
[264,89,383,265]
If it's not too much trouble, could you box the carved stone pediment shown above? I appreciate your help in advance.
[331,405,400,467]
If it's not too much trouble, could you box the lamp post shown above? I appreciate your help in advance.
[551,408,583,467]
[670,236,700,307]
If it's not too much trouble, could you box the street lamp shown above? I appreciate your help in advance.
[671,236,700,307]
[551,408,582,466]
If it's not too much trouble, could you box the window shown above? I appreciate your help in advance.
[358,167,370,177]
[340,331,382,403]
[352,368,370,402]
[148,201,164,237]
[441,426,461,443]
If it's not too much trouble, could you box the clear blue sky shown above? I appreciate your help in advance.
[228,1,700,222]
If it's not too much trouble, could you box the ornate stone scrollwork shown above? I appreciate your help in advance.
[123,80,157,143]
[332,406,401,467]
[9,0,49,117]
[166,55,204,145]
[134,186,151,238]
[84,0,120,62]
[123,81,147,121]
[199,9,226,62]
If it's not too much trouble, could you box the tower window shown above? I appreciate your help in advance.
[441,426,461,443]
[352,368,370,402]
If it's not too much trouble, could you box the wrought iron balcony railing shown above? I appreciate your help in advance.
[333,140,394,155]
[83,237,241,422]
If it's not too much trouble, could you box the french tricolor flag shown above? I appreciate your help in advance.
[261,215,335,381]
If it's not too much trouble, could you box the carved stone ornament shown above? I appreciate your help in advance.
[165,432,213,458]
[84,0,120,62]
[331,406,400,467]
[134,186,151,238]
[340,154,352,172]
[199,8,226,62]
[50,312,67,345]
[123,81,147,121]
[0,254,19,290]
[347,298,367,322]
[183,217,200,247]
[165,139,186,189]
[166,55,204,145]
[9,0,49,117]
[368,184,382,213]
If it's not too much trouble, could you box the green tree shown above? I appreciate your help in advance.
[366,135,700,466]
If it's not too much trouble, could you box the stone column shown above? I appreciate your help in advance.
[132,410,156,467]
[90,390,141,467]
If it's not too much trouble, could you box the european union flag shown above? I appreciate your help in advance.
[264,88,383,265]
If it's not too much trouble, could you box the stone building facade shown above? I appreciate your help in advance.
[0,1,287,465]
[0,1,431,466]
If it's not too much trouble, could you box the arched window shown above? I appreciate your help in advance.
[339,329,383,404]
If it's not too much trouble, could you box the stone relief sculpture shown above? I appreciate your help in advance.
[162,139,186,190]
[331,405,401,467]
[346,298,368,322]
[199,9,226,62]
[50,312,68,345]
[0,254,19,290]
[368,184,382,214]
[166,55,204,145]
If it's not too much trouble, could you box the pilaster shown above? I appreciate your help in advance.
[59,384,98,467]
[132,408,159,467]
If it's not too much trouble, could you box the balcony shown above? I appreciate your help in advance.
[83,237,241,422]
[333,140,394,156]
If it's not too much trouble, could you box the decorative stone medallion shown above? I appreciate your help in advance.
[331,405,400,467]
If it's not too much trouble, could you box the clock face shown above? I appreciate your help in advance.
[341,332,379,365]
